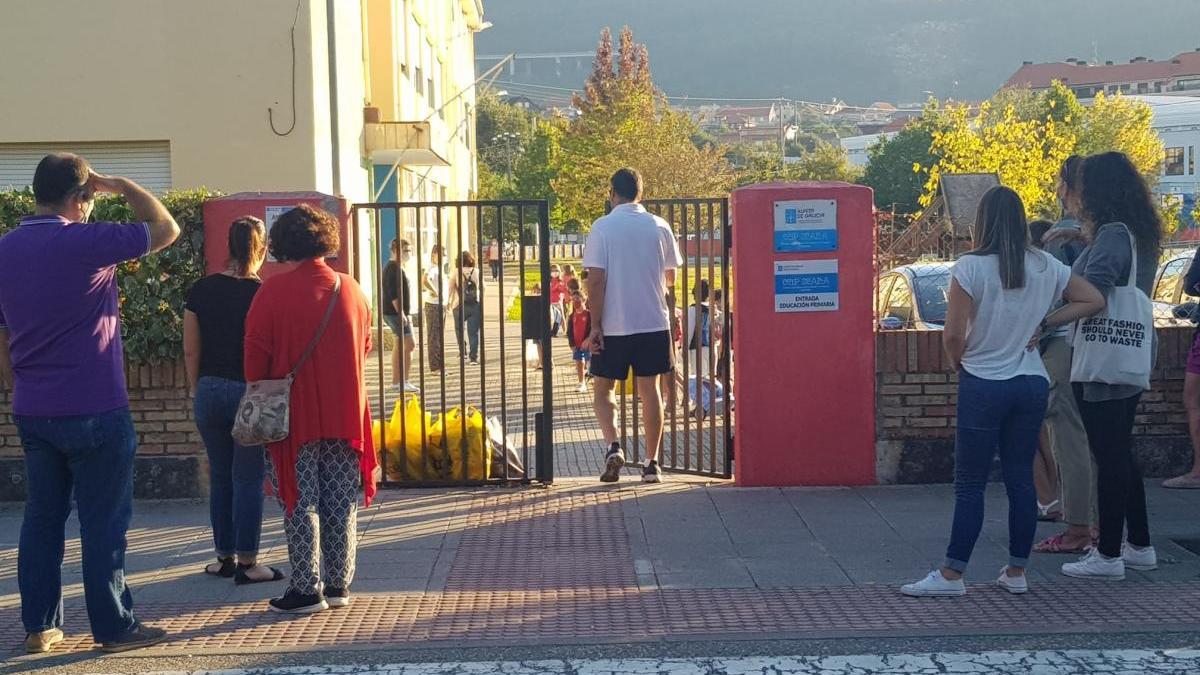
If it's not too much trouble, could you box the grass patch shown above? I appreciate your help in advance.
[504,258,734,320]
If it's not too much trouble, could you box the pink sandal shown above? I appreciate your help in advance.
[1034,532,1090,554]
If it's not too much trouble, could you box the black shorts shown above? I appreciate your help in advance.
[590,330,675,380]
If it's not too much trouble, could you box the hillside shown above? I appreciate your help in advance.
[476,0,1200,105]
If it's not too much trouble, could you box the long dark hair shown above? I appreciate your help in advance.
[228,216,266,277]
[966,186,1029,289]
[1078,151,1162,258]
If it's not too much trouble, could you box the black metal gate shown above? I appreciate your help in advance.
[615,198,733,478]
[351,200,554,486]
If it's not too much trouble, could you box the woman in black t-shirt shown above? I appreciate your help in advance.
[383,238,417,393]
[184,216,282,586]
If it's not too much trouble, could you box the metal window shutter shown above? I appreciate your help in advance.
[0,141,171,194]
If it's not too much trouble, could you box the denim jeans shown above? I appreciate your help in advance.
[944,371,1049,573]
[454,302,483,362]
[194,376,266,558]
[16,407,139,643]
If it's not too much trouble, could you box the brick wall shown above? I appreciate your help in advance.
[875,327,1194,483]
[0,359,205,500]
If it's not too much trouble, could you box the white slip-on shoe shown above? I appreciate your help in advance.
[900,570,966,597]
[1061,549,1125,580]
[1122,543,1158,571]
[996,567,1028,594]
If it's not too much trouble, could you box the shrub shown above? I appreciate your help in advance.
[0,187,219,364]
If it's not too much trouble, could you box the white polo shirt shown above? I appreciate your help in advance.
[583,203,683,337]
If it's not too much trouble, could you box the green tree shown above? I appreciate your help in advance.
[1077,91,1165,181]
[920,100,1075,218]
[861,123,935,214]
[553,27,735,227]
[736,141,861,186]
[512,118,567,226]
[476,93,534,175]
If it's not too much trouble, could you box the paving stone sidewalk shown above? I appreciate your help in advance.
[5,479,1200,663]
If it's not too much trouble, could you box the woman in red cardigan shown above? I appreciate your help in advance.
[244,205,377,614]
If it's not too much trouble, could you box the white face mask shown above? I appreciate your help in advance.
[401,251,413,263]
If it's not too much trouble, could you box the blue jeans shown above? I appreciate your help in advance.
[944,371,1049,573]
[194,376,265,558]
[16,407,139,643]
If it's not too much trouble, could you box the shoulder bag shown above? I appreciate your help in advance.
[1070,225,1153,389]
[233,277,342,446]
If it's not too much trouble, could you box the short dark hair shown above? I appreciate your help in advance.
[1059,155,1083,190]
[694,278,711,301]
[610,168,643,202]
[1028,219,1054,248]
[268,204,340,262]
[33,153,90,206]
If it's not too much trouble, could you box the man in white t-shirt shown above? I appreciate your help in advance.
[583,168,683,484]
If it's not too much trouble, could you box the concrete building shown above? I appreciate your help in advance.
[840,132,896,168]
[1005,50,1200,99]
[1132,95,1200,237]
[0,0,486,284]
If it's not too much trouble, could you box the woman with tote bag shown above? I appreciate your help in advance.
[1059,152,1163,581]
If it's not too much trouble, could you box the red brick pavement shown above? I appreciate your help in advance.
[9,489,1200,658]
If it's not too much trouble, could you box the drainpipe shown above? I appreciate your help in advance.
[325,0,342,196]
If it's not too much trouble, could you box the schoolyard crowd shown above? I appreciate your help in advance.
[0,152,1189,655]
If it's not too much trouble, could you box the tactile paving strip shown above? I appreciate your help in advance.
[10,490,1200,657]
[11,582,1200,657]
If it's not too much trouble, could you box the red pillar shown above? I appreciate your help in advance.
[732,182,876,486]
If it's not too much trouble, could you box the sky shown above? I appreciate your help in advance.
[476,0,1200,105]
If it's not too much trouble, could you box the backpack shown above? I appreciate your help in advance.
[463,270,479,305]
[689,304,711,350]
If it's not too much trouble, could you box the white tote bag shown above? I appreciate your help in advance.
[1070,225,1153,389]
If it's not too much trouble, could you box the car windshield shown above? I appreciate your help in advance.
[914,271,951,325]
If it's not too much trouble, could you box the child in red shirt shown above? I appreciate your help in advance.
[566,291,592,393]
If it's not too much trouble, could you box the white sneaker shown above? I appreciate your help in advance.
[1122,543,1158,571]
[402,381,421,393]
[576,382,588,393]
[387,382,402,393]
[1061,549,1125,580]
[996,567,1028,595]
[900,570,965,597]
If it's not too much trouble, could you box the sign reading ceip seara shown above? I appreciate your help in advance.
[773,199,837,252]
[775,259,839,313]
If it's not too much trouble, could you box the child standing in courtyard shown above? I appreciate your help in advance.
[566,290,593,393]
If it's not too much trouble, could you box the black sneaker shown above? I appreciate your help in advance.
[100,625,168,654]
[599,444,625,483]
[268,588,328,614]
[326,587,351,608]
[642,460,663,484]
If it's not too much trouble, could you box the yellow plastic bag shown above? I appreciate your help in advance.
[622,367,635,395]
[378,398,435,481]
[429,406,488,480]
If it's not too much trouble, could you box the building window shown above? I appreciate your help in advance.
[1137,82,1149,94]
[1165,147,1186,176]
[1179,78,1200,92]
[1191,146,1196,175]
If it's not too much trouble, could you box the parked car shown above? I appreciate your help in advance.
[1152,247,1198,326]
[876,263,952,331]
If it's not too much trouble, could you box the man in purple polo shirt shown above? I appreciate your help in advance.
[0,153,180,654]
